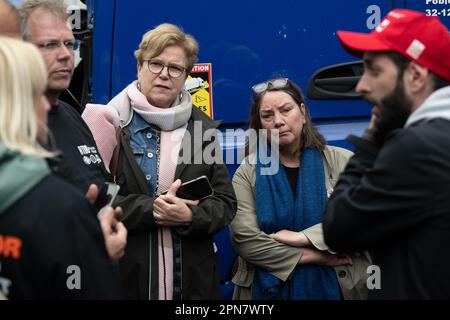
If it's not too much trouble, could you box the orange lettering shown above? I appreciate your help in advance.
[0,234,22,259]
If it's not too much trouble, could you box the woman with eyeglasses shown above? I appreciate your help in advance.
[82,23,236,300]
[0,36,120,299]
[229,78,371,300]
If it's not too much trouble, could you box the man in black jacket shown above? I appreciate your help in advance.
[17,0,127,263]
[18,0,108,193]
[322,9,450,299]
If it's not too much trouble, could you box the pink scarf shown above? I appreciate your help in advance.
[128,83,190,300]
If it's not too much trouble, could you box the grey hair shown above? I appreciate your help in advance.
[17,0,69,40]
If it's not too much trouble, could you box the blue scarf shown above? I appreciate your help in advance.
[253,147,341,300]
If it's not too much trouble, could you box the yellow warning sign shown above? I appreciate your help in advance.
[195,95,207,103]
[186,63,213,119]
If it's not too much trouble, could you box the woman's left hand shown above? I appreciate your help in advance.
[272,229,311,247]
[299,248,353,267]
[153,179,199,226]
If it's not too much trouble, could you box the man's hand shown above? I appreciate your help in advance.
[98,207,127,264]
[85,184,98,205]
[362,113,380,143]
[368,111,379,130]
[153,179,199,227]
[299,248,352,267]
[272,230,311,247]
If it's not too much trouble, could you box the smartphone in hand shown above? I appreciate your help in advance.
[94,182,121,216]
[161,175,214,201]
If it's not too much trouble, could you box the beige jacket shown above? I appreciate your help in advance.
[229,146,371,300]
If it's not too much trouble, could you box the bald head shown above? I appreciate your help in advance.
[0,0,20,37]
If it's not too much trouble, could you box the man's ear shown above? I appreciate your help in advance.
[406,62,429,93]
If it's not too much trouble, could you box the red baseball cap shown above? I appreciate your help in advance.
[337,9,450,81]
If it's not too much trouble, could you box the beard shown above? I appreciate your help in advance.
[372,77,413,144]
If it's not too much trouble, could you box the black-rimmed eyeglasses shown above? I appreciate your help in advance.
[145,60,186,78]
[252,78,289,94]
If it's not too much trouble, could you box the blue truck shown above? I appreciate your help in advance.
[65,0,450,298]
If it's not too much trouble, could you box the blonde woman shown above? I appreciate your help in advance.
[83,23,236,300]
[0,36,119,299]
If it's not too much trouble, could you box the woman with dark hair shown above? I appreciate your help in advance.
[229,78,370,300]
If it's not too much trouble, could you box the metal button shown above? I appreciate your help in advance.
[147,152,154,158]
[146,175,151,181]
[146,133,153,139]
[338,270,347,278]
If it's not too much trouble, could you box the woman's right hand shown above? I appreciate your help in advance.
[153,180,199,227]
[298,248,352,267]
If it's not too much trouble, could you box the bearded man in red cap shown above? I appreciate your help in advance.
[323,9,450,299]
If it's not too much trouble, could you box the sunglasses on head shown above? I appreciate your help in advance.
[252,78,289,94]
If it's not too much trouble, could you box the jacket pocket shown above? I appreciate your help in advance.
[334,251,371,300]
[129,141,145,167]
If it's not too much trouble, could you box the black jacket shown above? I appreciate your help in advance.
[0,175,120,299]
[114,107,237,299]
[47,100,111,193]
[323,117,450,299]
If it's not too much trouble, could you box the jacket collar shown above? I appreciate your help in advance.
[175,107,222,179]
[119,106,223,191]
[0,144,50,215]
[405,85,450,127]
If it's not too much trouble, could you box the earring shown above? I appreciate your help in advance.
[137,82,141,91]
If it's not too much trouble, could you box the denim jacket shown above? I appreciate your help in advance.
[128,113,159,196]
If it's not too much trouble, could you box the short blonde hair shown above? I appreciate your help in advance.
[134,23,199,74]
[0,36,52,158]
